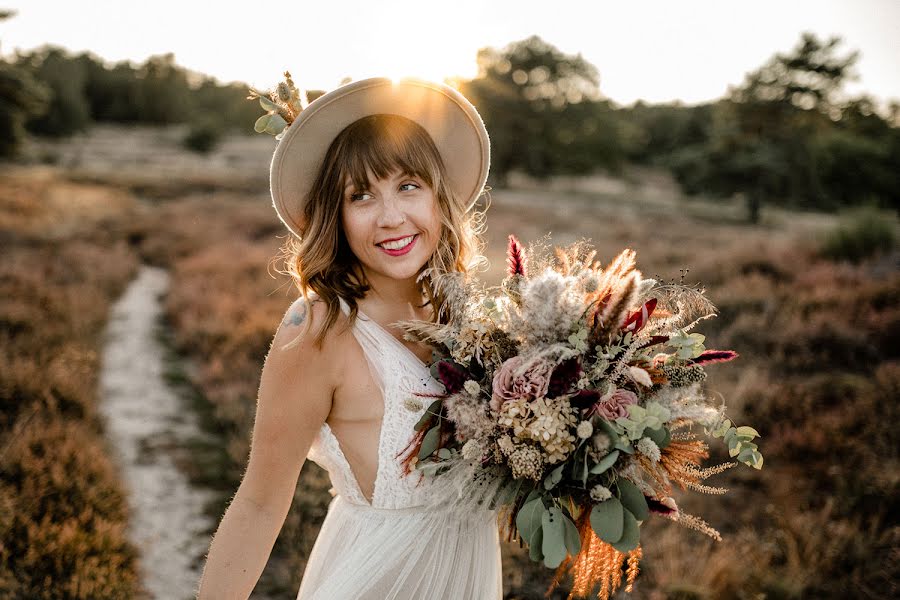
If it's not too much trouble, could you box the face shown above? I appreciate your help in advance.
[340,166,442,287]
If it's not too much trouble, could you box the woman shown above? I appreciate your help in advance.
[197,78,502,599]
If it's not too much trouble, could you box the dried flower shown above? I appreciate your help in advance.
[461,439,484,461]
[590,484,613,502]
[463,379,481,396]
[403,397,424,412]
[590,388,639,420]
[576,420,594,439]
[508,444,544,480]
[490,355,554,412]
[636,437,661,462]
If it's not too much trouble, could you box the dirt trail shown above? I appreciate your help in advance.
[98,265,217,600]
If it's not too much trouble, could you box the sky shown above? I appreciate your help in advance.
[2,0,898,111]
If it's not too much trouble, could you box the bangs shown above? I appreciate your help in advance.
[337,114,441,194]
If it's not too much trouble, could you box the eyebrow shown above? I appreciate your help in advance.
[343,171,417,193]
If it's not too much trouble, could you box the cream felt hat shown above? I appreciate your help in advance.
[269,76,491,238]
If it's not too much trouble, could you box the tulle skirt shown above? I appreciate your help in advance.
[295,493,503,599]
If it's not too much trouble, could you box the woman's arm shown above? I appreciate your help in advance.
[197,297,334,600]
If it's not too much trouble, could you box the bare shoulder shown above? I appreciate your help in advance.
[240,295,349,506]
[268,294,351,380]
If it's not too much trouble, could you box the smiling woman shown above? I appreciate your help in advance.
[196,77,498,600]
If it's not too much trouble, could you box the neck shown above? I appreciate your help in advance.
[357,268,429,319]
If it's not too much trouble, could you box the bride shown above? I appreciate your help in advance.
[196,77,503,599]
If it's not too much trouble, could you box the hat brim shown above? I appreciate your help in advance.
[269,77,490,238]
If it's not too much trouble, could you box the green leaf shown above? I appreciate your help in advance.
[414,400,442,431]
[750,450,764,470]
[541,507,568,568]
[736,426,760,438]
[523,488,543,506]
[617,478,649,521]
[711,419,732,438]
[589,450,620,474]
[418,425,440,460]
[644,426,670,449]
[611,508,640,553]
[543,464,565,490]
[589,497,624,544]
[258,95,280,111]
[264,113,287,134]
[254,114,271,133]
[729,440,743,457]
[528,525,544,562]
[515,497,545,545]
[437,448,451,459]
[562,511,582,556]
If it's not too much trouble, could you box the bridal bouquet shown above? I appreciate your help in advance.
[396,235,764,600]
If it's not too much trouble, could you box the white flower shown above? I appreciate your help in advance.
[461,439,484,461]
[590,484,612,502]
[636,436,661,462]
[463,380,481,396]
[576,420,593,439]
[627,365,653,388]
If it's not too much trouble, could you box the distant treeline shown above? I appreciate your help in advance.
[2,28,898,220]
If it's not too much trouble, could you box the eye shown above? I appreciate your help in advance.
[400,182,419,192]
[349,191,372,202]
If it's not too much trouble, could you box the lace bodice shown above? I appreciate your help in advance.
[306,296,447,509]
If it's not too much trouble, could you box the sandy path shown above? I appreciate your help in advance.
[98,265,217,600]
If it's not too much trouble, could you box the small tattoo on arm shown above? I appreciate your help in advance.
[283,301,308,327]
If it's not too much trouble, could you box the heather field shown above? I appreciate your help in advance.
[1,126,897,599]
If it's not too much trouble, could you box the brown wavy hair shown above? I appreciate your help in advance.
[273,113,490,350]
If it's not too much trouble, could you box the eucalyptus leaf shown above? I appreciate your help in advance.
[254,114,271,133]
[414,399,442,431]
[544,464,565,490]
[589,497,624,544]
[523,488,543,506]
[437,448,451,459]
[644,426,670,448]
[736,426,760,438]
[258,96,280,111]
[611,508,640,553]
[590,449,620,474]
[614,438,634,454]
[418,425,440,460]
[737,446,755,464]
[562,511,582,556]
[541,507,568,568]
[617,478,649,521]
[263,113,287,134]
[750,450,764,470]
[515,497,545,545]
[528,525,544,562]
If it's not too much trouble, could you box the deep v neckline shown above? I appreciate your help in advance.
[354,306,432,369]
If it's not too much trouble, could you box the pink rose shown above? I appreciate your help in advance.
[490,356,554,412]
[590,388,638,420]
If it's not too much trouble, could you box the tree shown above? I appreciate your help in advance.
[460,35,622,185]
[667,32,890,222]
[0,11,51,157]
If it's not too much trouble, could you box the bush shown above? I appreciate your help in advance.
[182,120,222,154]
[819,206,897,263]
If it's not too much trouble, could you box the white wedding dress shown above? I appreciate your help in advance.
[295,296,504,600]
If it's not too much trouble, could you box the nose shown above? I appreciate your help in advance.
[376,193,406,228]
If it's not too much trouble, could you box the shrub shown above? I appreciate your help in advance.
[819,206,896,263]
[182,120,222,154]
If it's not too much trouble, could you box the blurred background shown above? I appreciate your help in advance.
[1,1,897,598]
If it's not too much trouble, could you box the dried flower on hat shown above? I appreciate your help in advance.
[248,71,309,138]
